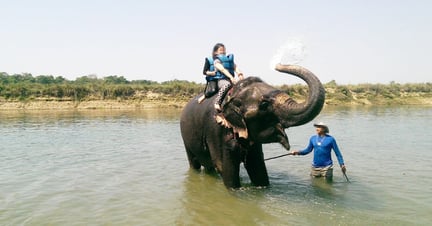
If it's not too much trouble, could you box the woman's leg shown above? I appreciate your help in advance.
[214,79,232,110]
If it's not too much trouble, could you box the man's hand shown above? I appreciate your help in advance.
[341,164,346,173]
[290,150,300,155]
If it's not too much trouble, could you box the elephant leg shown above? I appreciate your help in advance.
[221,139,241,189]
[244,144,269,187]
[186,149,201,170]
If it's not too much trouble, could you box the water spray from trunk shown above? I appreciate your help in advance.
[269,38,307,70]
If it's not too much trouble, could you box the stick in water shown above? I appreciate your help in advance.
[343,171,351,183]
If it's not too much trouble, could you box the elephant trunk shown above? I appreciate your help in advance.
[273,64,325,128]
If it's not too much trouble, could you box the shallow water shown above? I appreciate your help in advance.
[0,106,431,225]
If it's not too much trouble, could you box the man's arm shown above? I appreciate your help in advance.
[291,137,314,155]
[331,137,346,172]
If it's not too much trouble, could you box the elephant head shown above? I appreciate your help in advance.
[217,64,325,150]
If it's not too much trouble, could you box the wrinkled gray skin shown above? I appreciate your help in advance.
[180,64,325,189]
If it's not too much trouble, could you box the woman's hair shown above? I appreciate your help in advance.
[212,43,225,58]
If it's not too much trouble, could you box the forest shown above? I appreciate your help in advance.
[0,72,430,105]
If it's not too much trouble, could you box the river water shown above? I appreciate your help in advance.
[0,106,431,225]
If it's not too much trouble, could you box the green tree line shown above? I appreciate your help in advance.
[0,72,203,101]
[0,72,431,104]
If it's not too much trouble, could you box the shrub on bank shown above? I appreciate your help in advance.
[0,72,430,105]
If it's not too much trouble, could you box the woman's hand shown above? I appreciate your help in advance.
[206,71,216,76]
[237,73,244,80]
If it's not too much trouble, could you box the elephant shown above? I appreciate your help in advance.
[180,64,325,189]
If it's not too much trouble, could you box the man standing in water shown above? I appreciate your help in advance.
[290,122,346,181]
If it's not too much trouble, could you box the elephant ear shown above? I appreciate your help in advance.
[215,102,248,139]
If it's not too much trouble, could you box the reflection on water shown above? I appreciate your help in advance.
[177,170,279,225]
[0,108,180,123]
[0,106,431,225]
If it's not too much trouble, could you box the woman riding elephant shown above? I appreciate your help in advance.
[198,43,244,111]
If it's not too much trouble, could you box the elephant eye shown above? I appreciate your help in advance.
[259,101,270,111]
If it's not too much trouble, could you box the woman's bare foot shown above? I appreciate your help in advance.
[214,104,222,112]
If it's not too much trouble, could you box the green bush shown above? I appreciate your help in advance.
[0,72,429,103]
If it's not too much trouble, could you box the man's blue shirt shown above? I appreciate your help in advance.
[299,134,344,167]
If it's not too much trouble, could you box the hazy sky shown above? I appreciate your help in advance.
[1,0,431,85]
